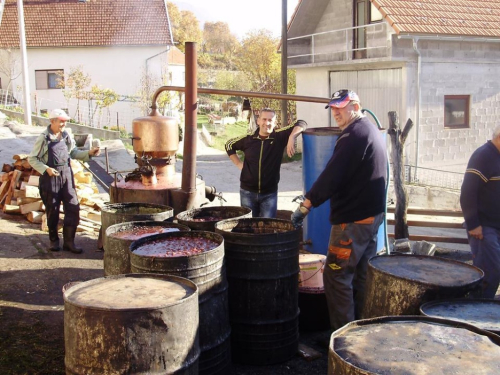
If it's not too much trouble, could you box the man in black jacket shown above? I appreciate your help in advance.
[225,108,306,217]
[460,125,500,298]
[291,90,387,330]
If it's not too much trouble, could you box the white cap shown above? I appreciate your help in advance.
[49,109,70,120]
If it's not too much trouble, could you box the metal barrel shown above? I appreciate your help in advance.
[130,231,232,375]
[100,202,174,249]
[362,254,484,318]
[63,273,199,375]
[329,315,500,375]
[104,221,190,276]
[215,218,300,365]
[302,127,386,255]
[176,206,252,232]
[420,298,500,335]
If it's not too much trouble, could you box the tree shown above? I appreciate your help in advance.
[89,85,119,128]
[202,22,239,69]
[133,67,162,116]
[166,2,202,53]
[57,66,91,123]
[0,49,22,102]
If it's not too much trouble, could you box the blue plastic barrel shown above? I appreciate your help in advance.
[301,127,386,255]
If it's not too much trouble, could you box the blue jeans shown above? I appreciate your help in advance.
[323,213,384,330]
[240,188,278,218]
[469,226,500,298]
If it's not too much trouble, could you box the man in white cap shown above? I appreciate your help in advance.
[291,89,387,330]
[28,109,100,253]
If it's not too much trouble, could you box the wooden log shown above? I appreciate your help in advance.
[27,175,40,187]
[27,211,44,223]
[0,180,10,200]
[13,154,30,161]
[17,197,42,206]
[13,189,26,198]
[3,204,21,214]
[10,170,22,191]
[21,160,32,170]
[20,201,44,215]
[25,185,41,199]
[1,173,11,182]
[2,164,14,173]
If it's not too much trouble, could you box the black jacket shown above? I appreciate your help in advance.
[226,120,307,194]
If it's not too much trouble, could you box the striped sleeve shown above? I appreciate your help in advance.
[225,135,246,156]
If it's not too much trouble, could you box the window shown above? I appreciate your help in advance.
[370,4,383,23]
[444,95,470,129]
[35,69,64,89]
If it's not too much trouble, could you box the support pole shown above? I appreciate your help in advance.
[17,0,32,126]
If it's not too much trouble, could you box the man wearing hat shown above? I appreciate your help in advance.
[28,109,100,253]
[291,90,387,330]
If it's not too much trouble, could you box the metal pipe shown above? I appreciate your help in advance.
[182,42,197,202]
[281,0,288,127]
[152,86,330,108]
[412,37,421,179]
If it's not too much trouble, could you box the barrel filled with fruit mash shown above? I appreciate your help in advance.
[176,206,252,232]
[130,231,231,375]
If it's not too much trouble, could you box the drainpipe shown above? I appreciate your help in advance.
[145,47,170,79]
[412,37,421,178]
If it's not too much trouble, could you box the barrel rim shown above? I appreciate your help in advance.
[303,127,343,136]
[368,254,484,287]
[63,273,198,311]
[105,220,191,237]
[101,202,174,214]
[215,217,299,237]
[420,298,500,319]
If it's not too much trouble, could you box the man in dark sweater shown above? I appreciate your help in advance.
[225,108,306,217]
[460,126,500,298]
[291,89,387,330]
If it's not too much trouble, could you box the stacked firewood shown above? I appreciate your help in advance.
[0,154,104,233]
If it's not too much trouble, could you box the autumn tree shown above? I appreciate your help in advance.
[166,2,202,53]
[0,49,22,103]
[202,22,239,70]
[57,66,91,123]
[89,85,119,128]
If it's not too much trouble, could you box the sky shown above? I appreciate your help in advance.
[173,0,301,39]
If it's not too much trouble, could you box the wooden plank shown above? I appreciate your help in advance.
[3,204,21,214]
[20,201,44,215]
[17,197,42,206]
[27,175,40,187]
[10,170,22,191]
[388,233,469,244]
[387,207,463,217]
[13,189,26,198]
[387,219,464,229]
[27,211,44,223]
[1,173,11,182]
[25,185,41,199]
[0,180,10,199]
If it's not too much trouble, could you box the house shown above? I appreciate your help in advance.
[0,0,182,131]
[287,0,500,170]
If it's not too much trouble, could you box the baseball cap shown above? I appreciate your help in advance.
[49,109,71,120]
[325,89,360,109]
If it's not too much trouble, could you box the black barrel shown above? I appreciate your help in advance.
[362,254,484,318]
[329,315,500,375]
[104,221,190,276]
[215,218,300,365]
[421,299,500,335]
[100,203,174,249]
[176,206,252,232]
[130,231,231,375]
[63,274,199,375]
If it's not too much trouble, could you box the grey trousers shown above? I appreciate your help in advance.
[323,213,383,331]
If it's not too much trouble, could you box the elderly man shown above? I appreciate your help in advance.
[28,109,100,253]
[291,89,387,330]
[460,125,500,298]
[225,108,307,218]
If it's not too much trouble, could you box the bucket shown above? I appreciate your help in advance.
[176,206,252,232]
[302,127,386,255]
[298,253,325,292]
[104,221,190,276]
[329,315,500,375]
[63,273,199,375]
[362,254,484,319]
[215,218,300,365]
[420,299,500,335]
[99,203,174,249]
[130,231,231,375]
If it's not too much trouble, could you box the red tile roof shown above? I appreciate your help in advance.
[0,0,174,48]
[372,0,500,38]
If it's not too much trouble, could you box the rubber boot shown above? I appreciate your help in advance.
[49,229,60,252]
[63,226,83,254]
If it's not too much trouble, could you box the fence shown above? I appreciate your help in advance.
[403,165,464,191]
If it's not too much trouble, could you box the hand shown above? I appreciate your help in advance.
[291,205,310,228]
[89,147,101,157]
[468,226,483,240]
[287,137,296,158]
[46,168,59,177]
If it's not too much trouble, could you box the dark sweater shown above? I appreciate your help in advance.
[305,117,387,225]
[225,120,307,194]
[460,140,500,230]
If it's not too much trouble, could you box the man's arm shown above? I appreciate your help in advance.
[229,154,243,170]
[225,135,246,171]
[286,120,307,157]
[27,134,50,175]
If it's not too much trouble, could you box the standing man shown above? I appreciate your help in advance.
[225,108,307,217]
[28,109,100,254]
[460,125,500,298]
[291,90,387,330]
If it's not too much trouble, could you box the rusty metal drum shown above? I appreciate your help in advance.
[104,221,190,276]
[176,206,252,232]
[362,254,484,319]
[215,218,300,365]
[328,315,500,375]
[130,231,231,375]
[63,274,199,375]
[420,299,500,335]
[100,202,174,250]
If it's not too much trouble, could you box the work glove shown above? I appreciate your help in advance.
[291,204,310,228]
